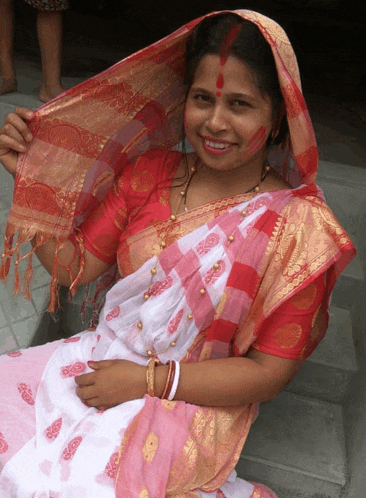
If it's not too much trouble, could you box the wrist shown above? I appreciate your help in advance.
[154,364,169,398]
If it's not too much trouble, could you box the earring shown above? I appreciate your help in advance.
[270,129,279,144]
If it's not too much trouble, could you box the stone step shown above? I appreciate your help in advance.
[236,391,347,498]
[285,305,358,403]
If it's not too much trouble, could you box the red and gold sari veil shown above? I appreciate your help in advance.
[0,9,331,311]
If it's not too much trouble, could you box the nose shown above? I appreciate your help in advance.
[205,103,229,134]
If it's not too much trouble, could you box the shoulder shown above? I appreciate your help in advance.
[272,186,352,253]
[114,149,181,194]
[130,149,182,172]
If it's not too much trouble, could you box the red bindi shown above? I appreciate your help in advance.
[216,91,221,97]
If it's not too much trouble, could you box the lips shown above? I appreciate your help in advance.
[204,139,230,149]
[201,136,233,155]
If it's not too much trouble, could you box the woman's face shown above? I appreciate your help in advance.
[184,54,276,174]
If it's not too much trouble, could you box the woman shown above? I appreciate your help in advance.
[0,10,355,498]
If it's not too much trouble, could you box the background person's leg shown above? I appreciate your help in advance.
[36,9,66,102]
[0,0,17,95]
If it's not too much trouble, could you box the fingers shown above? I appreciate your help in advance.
[3,110,33,146]
[15,108,34,121]
[74,372,95,386]
[76,384,96,401]
[77,390,108,411]
[0,125,28,154]
[87,360,114,370]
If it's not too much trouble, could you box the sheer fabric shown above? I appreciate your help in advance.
[0,8,356,498]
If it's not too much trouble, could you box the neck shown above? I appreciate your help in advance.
[196,152,268,195]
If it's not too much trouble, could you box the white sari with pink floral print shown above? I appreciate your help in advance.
[0,197,278,498]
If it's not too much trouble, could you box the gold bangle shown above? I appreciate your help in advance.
[146,358,157,397]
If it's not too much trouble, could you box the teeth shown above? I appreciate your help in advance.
[204,140,230,150]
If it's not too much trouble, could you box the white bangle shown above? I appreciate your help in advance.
[167,360,180,401]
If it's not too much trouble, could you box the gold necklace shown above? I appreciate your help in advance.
[182,159,271,212]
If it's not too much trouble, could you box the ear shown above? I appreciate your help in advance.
[271,101,287,142]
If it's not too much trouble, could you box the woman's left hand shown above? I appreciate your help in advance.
[75,359,146,411]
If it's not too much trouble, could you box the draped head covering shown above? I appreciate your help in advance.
[1,10,319,311]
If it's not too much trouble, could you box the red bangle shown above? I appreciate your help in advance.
[161,361,173,399]
[161,361,176,400]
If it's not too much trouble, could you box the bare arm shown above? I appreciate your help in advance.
[155,348,300,406]
[76,348,300,409]
[31,237,112,287]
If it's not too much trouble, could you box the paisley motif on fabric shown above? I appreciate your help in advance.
[63,336,81,343]
[196,233,220,255]
[104,451,119,479]
[60,362,86,378]
[246,196,271,216]
[80,78,149,113]
[142,432,159,463]
[148,276,173,296]
[35,117,103,158]
[168,309,184,334]
[106,306,121,321]
[17,383,35,405]
[45,418,63,441]
[0,433,9,454]
[61,436,83,460]
[6,350,22,357]
[204,260,226,285]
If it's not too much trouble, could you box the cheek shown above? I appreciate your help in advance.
[240,125,269,161]
[247,126,267,152]
[184,106,199,138]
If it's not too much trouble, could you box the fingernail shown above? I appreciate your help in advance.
[88,361,96,365]
[27,112,33,118]
[27,134,33,141]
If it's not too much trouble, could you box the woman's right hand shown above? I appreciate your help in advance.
[0,107,34,178]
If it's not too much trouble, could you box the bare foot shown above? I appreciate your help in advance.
[39,84,67,103]
[0,77,17,95]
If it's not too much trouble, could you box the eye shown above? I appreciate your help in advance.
[191,93,212,105]
[231,99,251,109]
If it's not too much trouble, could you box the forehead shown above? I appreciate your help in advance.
[192,54,259,94]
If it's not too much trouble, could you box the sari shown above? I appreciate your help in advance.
[0,9,355,498]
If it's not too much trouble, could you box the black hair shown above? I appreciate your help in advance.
[184,13,288,144]
[127,13,291,222]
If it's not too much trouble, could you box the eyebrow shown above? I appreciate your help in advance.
[191,87,256,102]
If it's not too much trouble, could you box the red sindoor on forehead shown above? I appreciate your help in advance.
[216,73,224,89]
[219,24,241,67]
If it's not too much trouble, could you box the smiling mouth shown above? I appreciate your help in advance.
[203,139,232,150]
